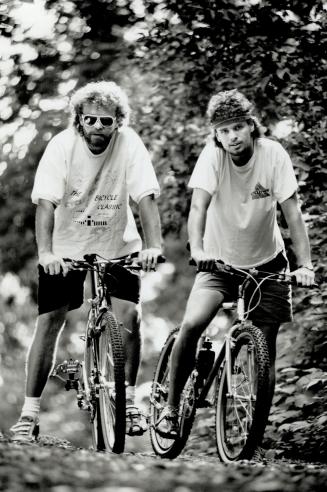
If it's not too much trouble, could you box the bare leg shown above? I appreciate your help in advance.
[111,298,141,386]
[168,289,224,407]
[253,322,280,447]
[26,306,68,397]
[111,298,147,435]
[256,323,280,414]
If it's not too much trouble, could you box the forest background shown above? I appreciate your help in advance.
[0,0,326,461]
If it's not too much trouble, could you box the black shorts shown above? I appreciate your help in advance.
[38,263,141,315]
[191,252,292,327]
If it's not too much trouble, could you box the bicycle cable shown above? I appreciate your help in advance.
[227,266,262,319]
[244,273,278,318]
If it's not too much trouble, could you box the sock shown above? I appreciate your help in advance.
[126,385,135,405]
[21,397,41,419]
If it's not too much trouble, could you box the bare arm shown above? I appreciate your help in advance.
[280,192,314,285]
[36,199,68,275]
[188,188,215,270]
[138,194,162,271]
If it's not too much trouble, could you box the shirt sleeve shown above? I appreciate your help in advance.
[126,130,160,204]
[31,137,67,206]
[272,144,298,203]
[188,141,220,195]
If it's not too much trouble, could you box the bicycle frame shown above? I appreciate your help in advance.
[196,309,239,408]
[51,255,121,408]
[51,252,145,401]
[195,269,281,407]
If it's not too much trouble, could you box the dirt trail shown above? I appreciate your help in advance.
[0,435,326,492]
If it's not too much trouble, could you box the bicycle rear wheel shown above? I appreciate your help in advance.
[149,327,197,459]
[97,310,126,453]
[215,323,270,462]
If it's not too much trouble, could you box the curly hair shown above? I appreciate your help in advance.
[206,89,263,146]
[70,81,130,134]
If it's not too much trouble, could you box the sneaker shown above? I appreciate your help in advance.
[155,405,179,439]
[10,416,40,443]
[126,405,148,436]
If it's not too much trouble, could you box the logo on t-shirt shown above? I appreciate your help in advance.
[251,182,270,199]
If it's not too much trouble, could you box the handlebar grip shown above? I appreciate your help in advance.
[129,252,166,263]
[188,257,225,270]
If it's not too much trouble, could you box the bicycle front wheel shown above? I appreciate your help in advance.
[97,311,126,454]
[215,323,270,462]
[83,330,105,451]
[149,327,197,459]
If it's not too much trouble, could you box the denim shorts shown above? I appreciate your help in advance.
[38,262,141,315]
[191,252,292,327]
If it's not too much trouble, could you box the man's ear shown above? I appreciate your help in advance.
[249,120,255,134]
[214,130,220,143]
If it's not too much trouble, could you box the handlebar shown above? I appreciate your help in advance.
[189,258,320,287]
[63,253,166,271]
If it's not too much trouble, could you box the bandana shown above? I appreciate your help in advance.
[208,89,254,127]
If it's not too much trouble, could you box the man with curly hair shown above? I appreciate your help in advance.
[10,81,163,442]
[156,89,315,457]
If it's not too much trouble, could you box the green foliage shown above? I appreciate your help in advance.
[265,366,327,462]
[134,5,327,463]
[0,0,326,462]
[1,0,326,272]
[0,0,137,273]
[136,0,326,239]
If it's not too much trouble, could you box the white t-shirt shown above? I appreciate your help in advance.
[188,137,298,268]
[32,126,160,260]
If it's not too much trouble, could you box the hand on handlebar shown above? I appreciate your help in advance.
[138,247,164,272]
[191,249,217,272]
[39,252,69,277]
[290,266,315,287]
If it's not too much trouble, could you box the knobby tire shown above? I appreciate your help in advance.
[149,327,197,459]
[84,330,105,451]
[97,310,126,453]
[215,322,270,462]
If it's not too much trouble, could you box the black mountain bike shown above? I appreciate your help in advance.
[51,253,142,454]
[149,261,313,461]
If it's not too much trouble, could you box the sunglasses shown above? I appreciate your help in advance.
[81,114,116,128]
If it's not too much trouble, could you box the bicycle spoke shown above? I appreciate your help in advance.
[149,328,198,458]
[215,325,270,462]
[97,312,126,453]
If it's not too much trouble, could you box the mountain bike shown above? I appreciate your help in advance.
[149,261,313,461]
[51,253,142,454]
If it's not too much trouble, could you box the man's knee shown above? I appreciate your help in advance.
[181,289,224,340]
[113,299,141,336]
[179,318,206,344]
[37,307,67,335]
[123,303,141,326]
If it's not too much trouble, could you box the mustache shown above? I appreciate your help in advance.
[86,133,108,139]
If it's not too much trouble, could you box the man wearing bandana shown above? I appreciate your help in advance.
[156,89,315,456]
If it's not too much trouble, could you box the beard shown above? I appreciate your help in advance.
[82,130,111,154]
